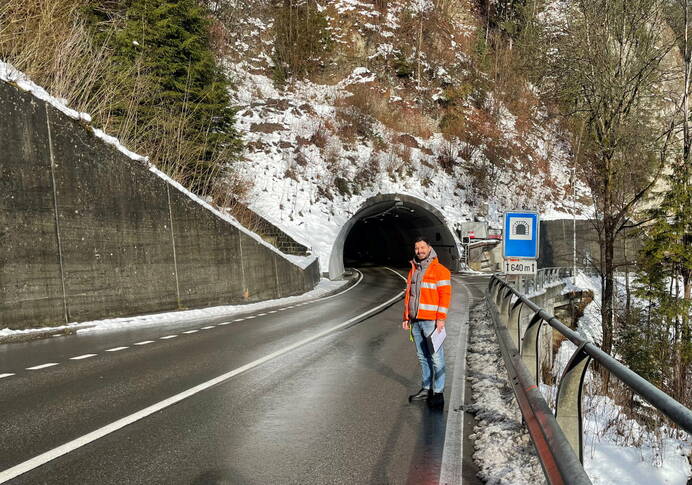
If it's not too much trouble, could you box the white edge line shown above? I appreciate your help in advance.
[69,354,97,361]
[26,363,59,370]
[0,286,404,484]
[439,276,470,485]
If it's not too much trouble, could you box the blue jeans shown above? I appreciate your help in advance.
[411,320,445,393]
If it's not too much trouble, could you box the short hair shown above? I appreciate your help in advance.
[414,236,430,245]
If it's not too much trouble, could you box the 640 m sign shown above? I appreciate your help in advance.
[504,259,537,275]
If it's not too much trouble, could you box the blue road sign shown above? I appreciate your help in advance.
[503,211,540,259]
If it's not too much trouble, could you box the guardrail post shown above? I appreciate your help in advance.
[555,343,592,463]
[509,299,523,349]
[494,281,505,307]
[499,287,513,325]
[521,312,543,385]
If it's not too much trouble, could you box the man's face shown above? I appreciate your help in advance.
[414,241,431,261]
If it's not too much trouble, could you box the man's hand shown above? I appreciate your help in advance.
[436,319,446,332]
[402,320,410,330]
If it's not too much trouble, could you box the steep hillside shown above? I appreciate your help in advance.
[212,0,590,268]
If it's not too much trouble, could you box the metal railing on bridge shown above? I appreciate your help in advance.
[485,268,692,485]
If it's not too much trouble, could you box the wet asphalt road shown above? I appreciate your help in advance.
[0,267,486,484]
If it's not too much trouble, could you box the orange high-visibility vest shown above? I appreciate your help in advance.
[403,258,452,321]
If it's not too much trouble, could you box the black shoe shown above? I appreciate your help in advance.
[428,392,444,408]
[408,388,431,402]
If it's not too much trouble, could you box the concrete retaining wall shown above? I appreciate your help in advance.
[0,81,319,330]
[538,219,640,269]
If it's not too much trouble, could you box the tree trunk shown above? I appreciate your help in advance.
[416,18,423,87]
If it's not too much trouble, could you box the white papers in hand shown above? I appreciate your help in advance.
[427,327,446,354]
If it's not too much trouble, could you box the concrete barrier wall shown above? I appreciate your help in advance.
[539,219,640,269]
[0,81,319,330]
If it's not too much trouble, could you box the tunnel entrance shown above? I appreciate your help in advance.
[329,194,460,279]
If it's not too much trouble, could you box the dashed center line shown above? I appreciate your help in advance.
[134,341,154,346]
[0,373,15,379]
[218,322,231,326]
[268,310,277,314]
[27,363,58,371]
[201,326,215,330]
[233,318,245,322]
[257,313,267,317]
[105,347,129,352]
[70,354,97,360]
[182,330,198,334]
[160,335,177,340]
[246,316,256,319]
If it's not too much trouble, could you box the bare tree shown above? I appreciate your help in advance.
[537,0,677,363]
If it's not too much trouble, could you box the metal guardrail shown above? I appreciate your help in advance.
[486,269,692,485]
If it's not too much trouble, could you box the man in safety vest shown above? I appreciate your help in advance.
[402,236,452,408]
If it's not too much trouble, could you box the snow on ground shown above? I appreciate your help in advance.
[0,277,348,341]
[467,271,690,484]
[552,271,691,484]
[228,62,589,273]
[467,304,546,484]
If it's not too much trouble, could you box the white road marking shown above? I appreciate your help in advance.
[246,316,256,319]
[217,322,231,326]
[70,354,97,361]
[0,278,403,485]
[257,313,267,316]
[133,341,154,346]
[182,330,198,334]
[439,275,470,484]
[233,318,245,322]
[105,347,128,352]
[268,311,277,314]
[278,307,288,311]
[201,326,215,330]
[159,335,177,340]
[26,363,58,371]
[0,373,15,379]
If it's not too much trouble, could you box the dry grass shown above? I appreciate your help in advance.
[335,84,435,140]
[0,0,250,203]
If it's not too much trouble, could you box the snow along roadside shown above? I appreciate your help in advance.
[0,277,350,343]
[466,304,546,485]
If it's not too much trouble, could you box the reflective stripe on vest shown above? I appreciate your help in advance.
[419,303,438,311]
[420,282,437,289]
[419,303,449,314]
[437,280,451,287]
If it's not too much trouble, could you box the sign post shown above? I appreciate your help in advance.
[502,211,539,275]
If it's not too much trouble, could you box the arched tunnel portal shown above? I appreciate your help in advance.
[329,194,460,279]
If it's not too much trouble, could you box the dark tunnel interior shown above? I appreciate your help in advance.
[343,201,458,271]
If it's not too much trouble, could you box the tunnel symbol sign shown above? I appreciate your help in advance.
[509,218,532,240]
[503,211,539,259]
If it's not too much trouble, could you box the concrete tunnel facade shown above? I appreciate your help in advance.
[328,194,461,279]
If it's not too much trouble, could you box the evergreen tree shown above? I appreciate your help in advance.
[99,0,242,195]
[630,159,692,404]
